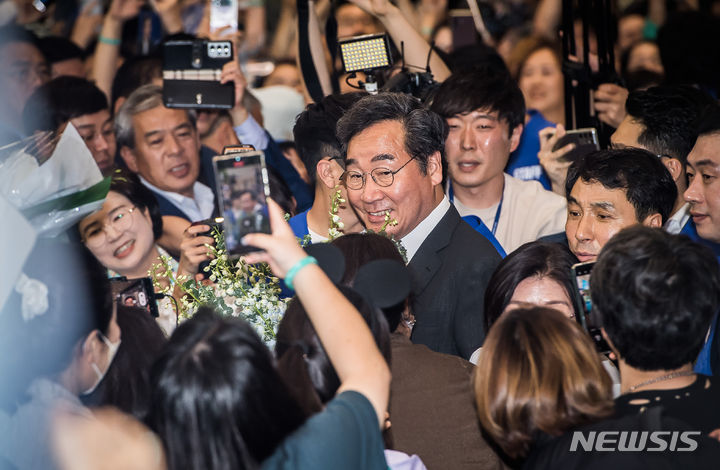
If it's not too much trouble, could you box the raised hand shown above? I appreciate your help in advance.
[108,0,144,22]
[594,83,628,129]
[538,124,574,195]
[242,199,308,278]
[177,224,215,279]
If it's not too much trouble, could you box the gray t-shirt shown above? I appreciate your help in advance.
[262,391,387,470]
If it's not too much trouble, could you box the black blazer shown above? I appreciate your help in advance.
[408,205,502,359]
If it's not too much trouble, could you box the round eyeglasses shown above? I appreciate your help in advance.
[342,158,416,190]
[82,206,138,248]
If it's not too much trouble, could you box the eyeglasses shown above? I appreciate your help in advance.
[83,206,138,248]
[342,158,415,190]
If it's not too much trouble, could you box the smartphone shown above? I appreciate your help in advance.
[162,39,235,109]
[222,144,255,155]
[191,217,225,278]
[212,151,271,255]
[110,277,159,318]
[552,127,600,162]
[571,261,611,354]
[449,9,478,50]
[210,0,238,34]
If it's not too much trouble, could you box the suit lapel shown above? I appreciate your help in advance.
[407,206,458,294]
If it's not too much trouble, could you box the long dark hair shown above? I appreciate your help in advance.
[83,305,167,418]
[146,308,306,470]
[484,241,578,331]
[274,286,391,415]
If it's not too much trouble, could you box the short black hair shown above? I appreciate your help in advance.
[337,92,448,175]
[696,102,720,138]
[110,55,162,112]
[429,64,525,136]
[592,226,720,371]
[565,148,677,224]
[37,35,84,64]
[293,92,366,186]
[484,241,578,332]
[22,75,108,134]
[624,85,715,165]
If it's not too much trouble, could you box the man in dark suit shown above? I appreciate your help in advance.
[337,93,501,359]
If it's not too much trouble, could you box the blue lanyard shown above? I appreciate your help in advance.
[448,181,504,235]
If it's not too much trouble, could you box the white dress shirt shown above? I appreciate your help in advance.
[401,197,451,263]
[664,202,691,235]
[140,177,215,222]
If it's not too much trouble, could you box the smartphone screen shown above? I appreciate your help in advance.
[210,0,238,34]
[212,151,271,255]
[571,261,611,354]
[110,277,159,318]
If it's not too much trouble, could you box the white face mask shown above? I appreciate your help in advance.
[82,331,121,395]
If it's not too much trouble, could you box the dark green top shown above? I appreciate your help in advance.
[262,391,387,470]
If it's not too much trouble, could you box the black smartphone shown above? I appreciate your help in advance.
[552,127,600,162]
[212,150,271,255]
[162,39,235,109]
[571,261,611,354]
[449,9,478,50]
[191,216,226,278]
[110,277,159,318]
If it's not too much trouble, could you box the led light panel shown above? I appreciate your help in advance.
[339,34,391,73]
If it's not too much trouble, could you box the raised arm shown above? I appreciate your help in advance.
[243,200,391,426]
[348,0,451,82]
[93,0,143,101]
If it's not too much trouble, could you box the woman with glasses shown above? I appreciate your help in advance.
[78,170,187,336]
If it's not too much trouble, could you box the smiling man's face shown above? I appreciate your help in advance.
[344,119,442,239]
[121,106,200,197]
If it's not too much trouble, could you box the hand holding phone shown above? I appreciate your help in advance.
[571,261,612,354]
[177,221,219,280]
[552,127,600,163]
[538,124,573,193]
[212,151,272,255]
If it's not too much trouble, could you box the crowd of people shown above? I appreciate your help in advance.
[2,0,720,468]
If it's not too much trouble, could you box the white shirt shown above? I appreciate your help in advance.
[452,173,567,254]
[308,228,329,244]
[140,177,215,222]
[401,197,451,263]
[664,202,691,235]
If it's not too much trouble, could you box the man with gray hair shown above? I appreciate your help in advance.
[337,92,501,359]
[115,84,217,222]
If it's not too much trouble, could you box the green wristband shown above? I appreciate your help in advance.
[99,35,121,46]
[285,256,318,291]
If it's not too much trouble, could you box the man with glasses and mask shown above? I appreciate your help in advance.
[337,92,501,359]
[289,92,366,242]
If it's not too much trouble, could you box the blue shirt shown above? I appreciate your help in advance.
[506,110,554,191]
[289,210,310,239]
